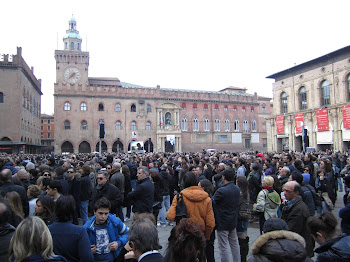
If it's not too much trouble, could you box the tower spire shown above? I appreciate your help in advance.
[63,16,82,51]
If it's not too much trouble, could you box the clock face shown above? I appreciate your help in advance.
[64,67,81,83]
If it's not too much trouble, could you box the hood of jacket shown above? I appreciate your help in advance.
[250,230,308,261]
[181,186,209,202]
[266,190,281,206]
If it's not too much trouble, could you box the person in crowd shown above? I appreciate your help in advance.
[149,170,163,226]
[158,164,172,227]
[35,195,55,225]
[236,176,250,262]
[236,158,247,177]
[248,218,313,262]
[90,170,122,215]
[163,218,206,262]
[84,197,129,261]
[52,167,69,196]
[279,166,290,186]
[308,211,350,261]
[248,162,262,208]
[27,184,41,216]
[121,165,132,221]
[284,154,297,173]
[281,181,314,257]
[110,162,126,221]
[80,164,93,224]
[303,153,315,186]
[128,217,163,262]
[9,216,67,262]
[167,171,215,241]
[6,191,24,227]
[213,168,241,262]
[0,198,16,261]
[127,166,154,214]
[253,176,281,235]
[198,179,215,262]
[16,169,31,191]
[0,168,29,217]
[49,195,94,262]
[66,167,81,224]
[46,180,63,202]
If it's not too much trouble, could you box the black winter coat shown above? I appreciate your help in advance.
[127,177,154,213]
[248,230,313,262]
[213,182,240,231]
[80,175,92,201]
[0,182,29,216]
[90,181,122,214]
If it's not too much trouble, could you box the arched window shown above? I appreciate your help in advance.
[193,103,197,110]
[242,106,246,112]
[98,103,104,111]
[181,118,188,131]
[224,105,228,111]
[147,104,151,113]
[81,120,88,130]
[181,103,186,110]
[299,87,307,110]
[146,121,151,130]
[0,92,3,103]
[347,75,350,101]
[281,92,288,114]
[233,106,237,112]
[225,119,230,131]
[243,120,249,133]
[131,104,136,112]
[193,118,199,131]
[204,104,208,111]
[115,121,121,130]
[204,118,210,131]
[64,102,71,111]
[131,121,136,130]
[214,119,220,131]
[321,80,330,106]
[70,42,74,50]
[115,103,121,112]
[251,106,254,112]
[214,104,219,111]
[234,119,239,131]
[64,120,71,130]
[77,43,80,51]
[252,120,257,132]
[80,102,87,111]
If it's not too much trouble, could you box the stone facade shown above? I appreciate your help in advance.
[267,45,350,152]
[54,18,271,154]
[0,47,42,154]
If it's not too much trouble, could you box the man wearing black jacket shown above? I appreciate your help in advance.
[90,171,121,215]
[127,166,154,214]
[80,165,92,224]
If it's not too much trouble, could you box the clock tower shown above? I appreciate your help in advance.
[54,16,89,86]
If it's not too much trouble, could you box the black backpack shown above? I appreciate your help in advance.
[175,193,187,224]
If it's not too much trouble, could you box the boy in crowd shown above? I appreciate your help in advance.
[84,197,129,262]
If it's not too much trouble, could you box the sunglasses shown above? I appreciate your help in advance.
[43,173,50,176]
[67,171,74,173]
[97,177,105,180]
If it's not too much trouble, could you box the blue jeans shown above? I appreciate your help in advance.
[316,201,329,215]
[80,200,89,225]
[338,177,343,191]
[158,195,171,225]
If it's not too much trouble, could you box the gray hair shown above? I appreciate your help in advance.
[137,166,149,176]
[129,217,159,253]
[282,166,290,175]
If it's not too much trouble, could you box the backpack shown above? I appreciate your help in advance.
[175,193,187,224]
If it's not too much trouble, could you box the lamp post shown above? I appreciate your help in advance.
[99,119,105,155]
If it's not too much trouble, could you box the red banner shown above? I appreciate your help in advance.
[316,109,329,131]
[295,113,304,134]
[343,105,350,129]
[276,116,284,135]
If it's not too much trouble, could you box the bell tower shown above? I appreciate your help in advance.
[54,16,89,86]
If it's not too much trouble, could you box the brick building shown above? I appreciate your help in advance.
[54,17,271,154]
[0,47,42,154]
[41,114,54,153]
[266,45,350,152]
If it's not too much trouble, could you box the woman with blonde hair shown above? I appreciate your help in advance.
[253,176,281,234]
[9,216,66,262]
[5,191,24,227]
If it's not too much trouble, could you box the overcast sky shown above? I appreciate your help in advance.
[2,0,350,115]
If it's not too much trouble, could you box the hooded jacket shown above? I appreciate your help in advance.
[248,230,313,262]
[167,186,215,240]
[254,189,281,220]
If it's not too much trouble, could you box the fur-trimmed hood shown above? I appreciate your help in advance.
[249,230,311,262]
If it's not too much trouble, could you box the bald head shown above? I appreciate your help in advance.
[113,162,121,171]
[0,169,12,182]
[17,169,29,180]
[283,181,301,201]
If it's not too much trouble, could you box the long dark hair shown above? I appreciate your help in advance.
[236,176,249,201]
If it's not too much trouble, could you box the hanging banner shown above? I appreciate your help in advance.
[295,113,304,134]
[276,115,284,135]
[316,109,329,131]
[343,104,350,129]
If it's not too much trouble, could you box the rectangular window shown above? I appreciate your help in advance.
[263,138,267,148]
[218,135,228,143]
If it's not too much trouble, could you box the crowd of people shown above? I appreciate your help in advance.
[0,149,349,262]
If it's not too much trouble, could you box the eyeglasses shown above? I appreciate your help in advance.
[67,171,74,173]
